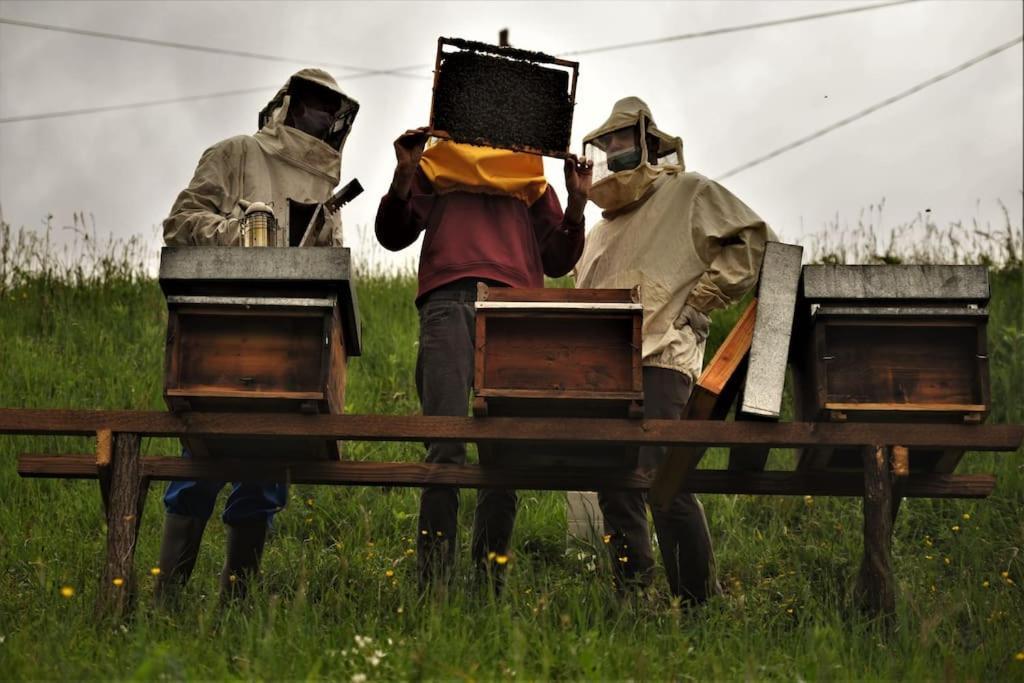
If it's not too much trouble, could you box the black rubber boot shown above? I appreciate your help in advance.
[154,513,208,603]
[219,519,269,600]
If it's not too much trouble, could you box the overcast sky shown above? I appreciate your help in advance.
[1,0,1021,273]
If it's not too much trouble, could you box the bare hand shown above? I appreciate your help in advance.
[394,127,430,171]
[564,154,593,204]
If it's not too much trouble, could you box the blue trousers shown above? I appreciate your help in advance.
[163,449,287,525]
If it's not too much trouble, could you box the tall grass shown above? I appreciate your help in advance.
[0,209,1022,680]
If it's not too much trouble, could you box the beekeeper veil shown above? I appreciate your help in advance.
[258,68,360,152]
[582,96,683,212]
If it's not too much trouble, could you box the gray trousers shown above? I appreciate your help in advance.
[415,283,516,582]
[598,366,719,602]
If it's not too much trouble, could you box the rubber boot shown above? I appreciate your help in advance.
[154,513,208,603]
[219,519,269,600]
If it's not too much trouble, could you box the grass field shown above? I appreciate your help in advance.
[1,220,1022,680]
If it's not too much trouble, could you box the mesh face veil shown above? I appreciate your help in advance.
[583,110,684,212]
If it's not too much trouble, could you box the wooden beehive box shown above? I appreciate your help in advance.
[792,264,990,473]
[159,247,360,460]
[472,285,642,469]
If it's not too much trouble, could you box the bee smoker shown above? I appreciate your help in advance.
[240,202,279,247]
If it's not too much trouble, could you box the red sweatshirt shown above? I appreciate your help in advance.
[375,168,585,301]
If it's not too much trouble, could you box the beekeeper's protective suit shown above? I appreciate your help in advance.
[157,69,359,602]
[163,68,358,247]
[576,96,774,602]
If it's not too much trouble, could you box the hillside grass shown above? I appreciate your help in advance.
[0,219,1022,680]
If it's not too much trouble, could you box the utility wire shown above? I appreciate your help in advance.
[0,86,275,124]
[0,0,960,125]
[558,0,919,56]
[0,16,428,80]
[716,34,1023,181]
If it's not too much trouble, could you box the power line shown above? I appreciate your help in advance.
[559,0,920,57]
[0,0,968,126]
[716,34,1023,181]
[0,16,428,80]
[0,86,276,124]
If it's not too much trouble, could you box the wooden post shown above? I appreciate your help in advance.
[96,433,148,619]
[855,445,897,622]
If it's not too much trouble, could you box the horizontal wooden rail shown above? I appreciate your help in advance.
[17,455,997,498]
[1,410,1022,451]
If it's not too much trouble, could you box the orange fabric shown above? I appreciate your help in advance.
[419,139,547,205]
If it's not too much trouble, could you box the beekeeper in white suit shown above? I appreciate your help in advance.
[158,68,358,603]
[575,96,775,603]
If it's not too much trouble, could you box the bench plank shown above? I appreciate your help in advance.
[1,410,1021,450]
[17,455,997,498]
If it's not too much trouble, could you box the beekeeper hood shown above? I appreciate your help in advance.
[255,68,360,183]
[582,96,683,212]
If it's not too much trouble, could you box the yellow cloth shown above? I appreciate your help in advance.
[419,140,548,205]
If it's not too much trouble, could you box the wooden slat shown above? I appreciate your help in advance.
[479,285,636,304]
[166,388,325,401]
[16,455,998,498]
[824,402,988,413]
[474,389,642,401]
[1,410,1021,450]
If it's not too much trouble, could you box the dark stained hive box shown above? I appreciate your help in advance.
[792,264,990,473]
[472,285,642,470]
[429,37,578,157]
[159,247,360,460]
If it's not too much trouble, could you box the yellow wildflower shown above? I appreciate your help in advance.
[982,581,990,588]
[495,554,509,566]
[944,557,951,565]
[962,513,971,521]
[149,567,161,576]
[1001,571,1010,579]
[602,534,611,544]
[112,577,125,587]
[925,555,934,561]
[385,569,394,578]
[59,585,74,599]
[618,556,629,564]
[487,551,497,561]
[924,538,933,547]
[405,549,415,557]
[1014,652,1024,662]
[951,525,960,533]
[803,495,813,506]
[228,574,238,583]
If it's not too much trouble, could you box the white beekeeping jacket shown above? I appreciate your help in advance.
[163,68,354,247]
[575,171,775,382]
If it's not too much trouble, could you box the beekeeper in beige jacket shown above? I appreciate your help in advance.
[164,67,357,247]
[157,68,358,603]
[576,96,774,603]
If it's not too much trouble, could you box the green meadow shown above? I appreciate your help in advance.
[1,217,1022,680]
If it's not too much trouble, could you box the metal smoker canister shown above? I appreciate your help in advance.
[241,202,278,247]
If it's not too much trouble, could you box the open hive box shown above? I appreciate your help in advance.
[791,264,990,473]
[159,247,360,460]
[472,284,642,470]
[429,37,579,157]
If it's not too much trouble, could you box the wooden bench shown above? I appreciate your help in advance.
[3,408,1020,622]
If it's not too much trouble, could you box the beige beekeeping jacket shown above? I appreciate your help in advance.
[163,69,347,247]
[575,171,774,382]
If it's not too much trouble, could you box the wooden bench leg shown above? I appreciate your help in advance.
[96,433,148,619]
[855,445,897,623]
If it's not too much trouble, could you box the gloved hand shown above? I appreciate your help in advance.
[673,303,711,344]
